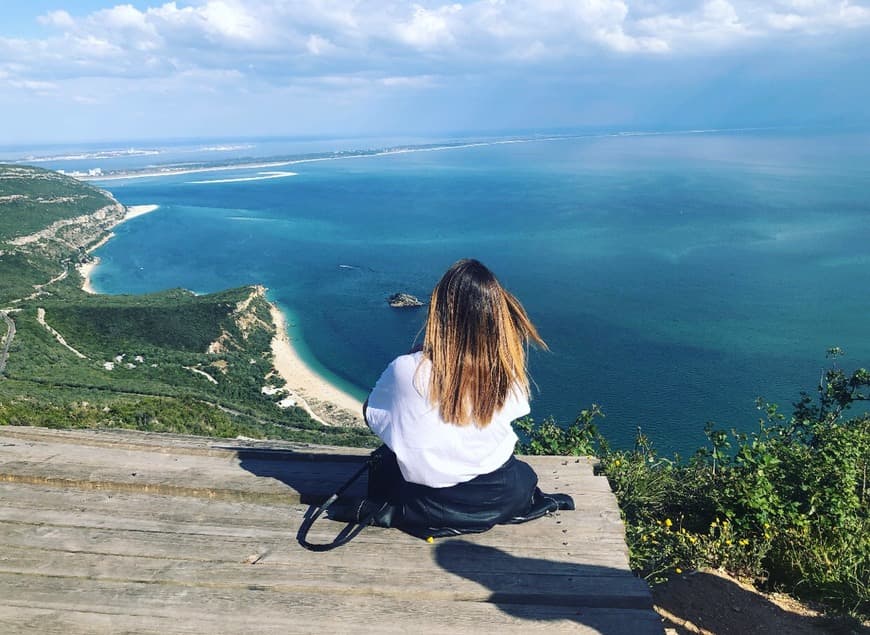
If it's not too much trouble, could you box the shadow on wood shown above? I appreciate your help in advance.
[436,539,655,634]
[231,445,371,504]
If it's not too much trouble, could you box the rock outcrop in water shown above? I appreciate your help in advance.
[388,293,424,308]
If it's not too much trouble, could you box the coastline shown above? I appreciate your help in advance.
[123,203,159,221]
[76,204,159,294]
[78,260,99,294]
[268,303,364,427]
[78,136,570,182]
[86,161,302,182]
[73,199,364,428]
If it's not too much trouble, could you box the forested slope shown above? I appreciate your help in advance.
[0,164,372,447]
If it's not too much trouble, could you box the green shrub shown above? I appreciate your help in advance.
[515,354,869,619]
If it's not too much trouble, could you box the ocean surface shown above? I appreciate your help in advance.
[9,131,870,455]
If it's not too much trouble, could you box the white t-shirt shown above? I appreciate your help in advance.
[364,351,530,488]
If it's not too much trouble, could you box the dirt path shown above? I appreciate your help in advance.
[654,568,865,634]
[36,307,88,360]
[184,366,219,384]
[21,269,69,303]
[0,311,15,374]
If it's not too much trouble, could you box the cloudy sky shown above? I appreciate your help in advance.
[2,1,869,144]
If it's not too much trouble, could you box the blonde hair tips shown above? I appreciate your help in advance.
[421,259,547,427]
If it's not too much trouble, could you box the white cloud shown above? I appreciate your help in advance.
[395,3,462,49]
[379,74,436,87]
[93,4,150,31]
[306,34,335,56]
[0,0,867,103]
[635,0,753,49]
[9,79,58,92]
[72,94,101,105]
[198,1,262,40]
[766,0,870,31]
[38,10,76,29]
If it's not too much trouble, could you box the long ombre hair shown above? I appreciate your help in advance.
[420,259,547,427]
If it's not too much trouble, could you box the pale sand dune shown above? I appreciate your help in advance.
[123,204,159,221]
[78,259,99,294]
[187,171,297,184]
[269,305,364,427]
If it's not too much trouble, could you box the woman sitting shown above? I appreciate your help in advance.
[336,258,573,537]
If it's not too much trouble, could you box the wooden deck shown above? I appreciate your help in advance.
[0,426,662,634]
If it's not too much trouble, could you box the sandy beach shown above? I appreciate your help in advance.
[75,199,363,427]
[78,260,100,294]
[77,136,572,183]
[82,161,301,181]
[123,204,159,220]
[269,304,364,427]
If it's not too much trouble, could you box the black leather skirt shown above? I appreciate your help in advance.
[362,446,557,537]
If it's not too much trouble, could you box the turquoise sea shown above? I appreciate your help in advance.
[14,131,870,455]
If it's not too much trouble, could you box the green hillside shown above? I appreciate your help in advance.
[0,164,372,447]
[0,164,113,241]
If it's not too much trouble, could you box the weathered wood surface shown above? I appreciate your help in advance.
[0,426,662,634]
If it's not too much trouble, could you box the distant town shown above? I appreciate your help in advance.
[58,168,103,177]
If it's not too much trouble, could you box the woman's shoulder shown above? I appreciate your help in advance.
[371,351,426,394]
[367,351,429,423]
[387,350,425,376]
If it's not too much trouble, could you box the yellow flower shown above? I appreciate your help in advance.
[763,522,770,529]
[426,536,434,544]
[675,567,682,574]
[664,518,673,528]
[726,539,733,546]
[739,539,749,546]
[641,535,648,542]
[613,459,621,467]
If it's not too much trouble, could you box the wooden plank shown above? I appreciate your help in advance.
[0,575,664,634]
[0,427,606,490]
[0,428,661,634]
[0,513,632,578]
[0,485,628,556]
[0,429,611,504]
[0,483,623,532]
[0,546,651,607]
[0,425,372,457]
[0,520,629,569]
[0,427,609,488]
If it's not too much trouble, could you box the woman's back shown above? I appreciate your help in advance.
[365,351,529,488]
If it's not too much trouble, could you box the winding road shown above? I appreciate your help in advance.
[0,310,15,375]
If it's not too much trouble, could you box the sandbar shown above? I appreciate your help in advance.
[124,204,159,221]
[83,161,300,182]
[269,304,364,427]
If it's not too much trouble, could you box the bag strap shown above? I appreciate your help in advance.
[297,452,382,552]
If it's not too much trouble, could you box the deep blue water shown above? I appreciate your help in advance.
[70,131,870,455]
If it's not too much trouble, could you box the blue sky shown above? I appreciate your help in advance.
[1,1,869,144]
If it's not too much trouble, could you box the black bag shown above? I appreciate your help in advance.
[297,445,575,551]
[366,444,403,502]
[296,447,394,552]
